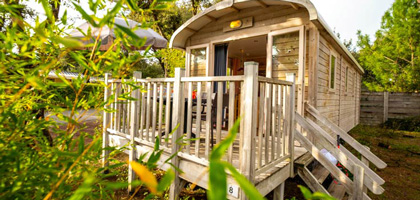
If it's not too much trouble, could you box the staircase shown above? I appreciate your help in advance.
[294,103,387,200]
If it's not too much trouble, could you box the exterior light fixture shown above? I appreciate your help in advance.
[230,20,242,29]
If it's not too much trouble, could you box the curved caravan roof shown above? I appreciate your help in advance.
[170,0,363,73]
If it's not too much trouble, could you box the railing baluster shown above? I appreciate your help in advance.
[195,82,202,157]
[205,81,213,159]
[239,81,245,168]
[283,85,288,156]
[271,84,277,161]
[265,83,272,164]
[257,82,265,168]
[216,82,223,144]
[165,82,171,147]
[110,82,115,130]
[227,82,235,163]
[278,85,283,157]
[145,82,151,141]
[116,84,121,132]
[122,85,126,134]
[186,82,193,153]
[139,82,146,140]
[152,83,158,139]
[158,83,164,144]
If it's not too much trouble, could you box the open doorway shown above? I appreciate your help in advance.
[227,35,267,77]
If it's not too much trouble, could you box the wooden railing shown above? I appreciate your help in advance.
[102,62,297,196]
[294,103,387,199]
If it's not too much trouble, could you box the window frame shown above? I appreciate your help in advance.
[186,44,210,77]
[328,52,337,91]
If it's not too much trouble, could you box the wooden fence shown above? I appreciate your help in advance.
[360,91,420,125]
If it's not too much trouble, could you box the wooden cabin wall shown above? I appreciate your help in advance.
[316,35,362,132]
[188,5,309,46]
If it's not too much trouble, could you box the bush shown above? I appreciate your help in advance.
[383,116,420,132]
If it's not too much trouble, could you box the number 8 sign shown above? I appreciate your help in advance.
[227,184,239,198]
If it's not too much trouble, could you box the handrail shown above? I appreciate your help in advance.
[305,103,387,169]
[181,75,245,82]
[257,76,294,86]
[294,129,354,195]
[295,114,385,194]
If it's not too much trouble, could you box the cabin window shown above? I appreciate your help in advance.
[329,54,336,90]
[190,48,207,76]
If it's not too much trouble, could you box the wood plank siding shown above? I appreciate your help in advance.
[188,6,309,46]
[316,36,361,132]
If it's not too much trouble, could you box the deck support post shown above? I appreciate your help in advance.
[361,146,370,194]
[169,68,185,200]
[273,182,285,200]
[352,164,365,200]
[286,73,296,177]
[128,71,142,193]
[102,73,111,173]
[240,62,259,199]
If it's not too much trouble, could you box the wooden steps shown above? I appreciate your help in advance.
[294,152,314,167]
[328,180,347,200]
[311,165,330,184]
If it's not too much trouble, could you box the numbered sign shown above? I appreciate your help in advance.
[227,184,239,198]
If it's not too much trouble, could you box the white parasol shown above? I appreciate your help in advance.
[69,17,167,49]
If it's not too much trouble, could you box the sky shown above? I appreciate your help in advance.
[25,0,395,44]
[311,0,394,44]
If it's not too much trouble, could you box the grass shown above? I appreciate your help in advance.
[348,125,420,200]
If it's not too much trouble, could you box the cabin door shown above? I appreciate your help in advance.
[267,26,306,115]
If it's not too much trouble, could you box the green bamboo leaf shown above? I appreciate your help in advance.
[210,118,240,161]
[98,1,123,26]
[208,161,227,200]
[298,185,313,199]
[40,0,52,21]
[62,9,67,25]
[152,4,170,10]
[126,0,139,11]
[73,3,97,27]
[78,134,85,155]
[157,169,175,192]
[53,36,84,48]
[312,192,337,200]
[115,24,140,40]
[68,174,96,200]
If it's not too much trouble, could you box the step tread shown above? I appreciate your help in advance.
[311,164,330,184]
[294,152,314,166]
[328,180,347,200]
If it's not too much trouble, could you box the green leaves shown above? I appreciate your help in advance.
[208,119,265,200]
[298,185,336,200]
[53,36,84,48]
[68,174,96,200]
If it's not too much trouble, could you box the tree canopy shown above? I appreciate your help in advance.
[357,0,420,92]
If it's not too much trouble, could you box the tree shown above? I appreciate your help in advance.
[357,0,420,92]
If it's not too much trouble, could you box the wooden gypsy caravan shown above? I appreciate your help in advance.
[102,1,387,199]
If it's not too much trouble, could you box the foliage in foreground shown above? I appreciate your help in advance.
[0,0,174,199]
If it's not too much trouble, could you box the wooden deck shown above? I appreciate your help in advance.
[108,128,307,198]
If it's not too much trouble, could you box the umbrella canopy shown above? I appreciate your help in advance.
[69,17,167,49]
